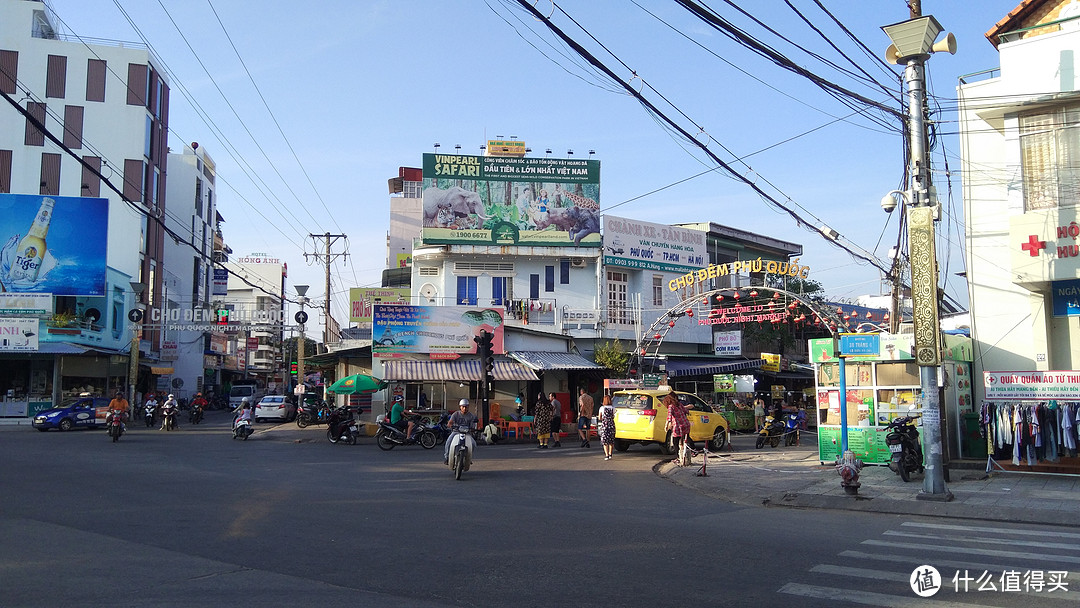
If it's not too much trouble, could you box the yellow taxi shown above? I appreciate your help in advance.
[611,388,728,454]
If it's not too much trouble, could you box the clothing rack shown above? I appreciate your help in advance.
[980,400,1080,475]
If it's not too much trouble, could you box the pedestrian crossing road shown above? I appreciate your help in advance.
[778,521,1080,607]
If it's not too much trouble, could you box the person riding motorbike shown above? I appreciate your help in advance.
[107,390,130,432]
[388,395,419,442]
[160,394,179,430]
[444,398,478,465]
[233,402,254,437]
[143,394,158,427]
[189,392,207,424]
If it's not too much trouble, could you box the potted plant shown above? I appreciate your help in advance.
[47,312,81,335]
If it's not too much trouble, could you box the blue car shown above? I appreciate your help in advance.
[33,396,113,431]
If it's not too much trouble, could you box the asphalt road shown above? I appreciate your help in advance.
[3,411,1077,607]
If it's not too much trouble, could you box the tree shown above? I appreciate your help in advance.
[593,340,631,377]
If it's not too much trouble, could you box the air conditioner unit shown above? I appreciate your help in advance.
[570,257,586,268]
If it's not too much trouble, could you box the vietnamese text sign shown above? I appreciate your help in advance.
[983,370,1080,400]
[0,194,108,295]
[421,153,600,247]
[602,215,707,274]
[350,288,411,324]
[1052,279,1080,317]
[840,333,880,356]
[0,317,39,351]
[372,305,504,356]
[0,293,52,315]
[713,330,742,356]
[212,268,229,296]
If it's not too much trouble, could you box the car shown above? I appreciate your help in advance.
[254,395,296,422]
[611,388,728,454]
[33,395,114,431]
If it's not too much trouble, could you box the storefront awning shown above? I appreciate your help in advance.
[508,351,605,371]
[382,359,537,382]
[150,366,174,374]
[662,358,765,377]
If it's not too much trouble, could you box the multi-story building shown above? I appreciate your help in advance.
[959,0,1080,402]
[0,0,168,414]
[222,254,285,393]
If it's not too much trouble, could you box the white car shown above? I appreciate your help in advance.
[254,395,296,422]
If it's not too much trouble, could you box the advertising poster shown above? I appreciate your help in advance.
[212,268,229,296]
[983,370,1080,400]
[602,215,707,273]
[0,194,108,295]
[713,374,735,393]
[0,317,39,351]
[372,304,504,356]
[350,287,411,324]
[421,153,600,247]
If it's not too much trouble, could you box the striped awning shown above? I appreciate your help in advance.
[382,359,537,382]
[662,358,765,378]
[507,351,604,371]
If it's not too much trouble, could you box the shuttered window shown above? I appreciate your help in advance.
[86,59,106,102]
[63,105,83,149]
[46,55,66,98]
[0,50,17,95]
[40,153,60,196]
[124,159,144,202]
[81,156,101,197]
[126,63,147,106]
[24,102,46,146]
[0,150,12,193]
[1020,106,1080,211]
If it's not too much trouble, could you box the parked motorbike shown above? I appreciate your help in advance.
[233,417,253,440]
[783,412,802,446]
[375,416,437,450]
[447,426,476,480]
[755,414,785,449]
[296,402,332,428]
[143,404,156,427]
[431,413,451,445]
[107,410,125,442]
[160,406,178,431]
[189,404,204,425]
[326,408,359,445]
[885,415,924,482]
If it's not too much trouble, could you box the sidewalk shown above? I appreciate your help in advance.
[658,432,1080,527]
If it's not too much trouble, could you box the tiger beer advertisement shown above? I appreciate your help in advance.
[372,304,504,356]
[0,194,108,295]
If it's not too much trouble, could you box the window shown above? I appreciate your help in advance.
[530,274,540,300]
[127,63,147,106]
[607,270,630,325]
[63,105,83,149]
[81,156,100,197]
[492,276,508,305]
[403,181,422,198]
[39,153,60,195]
[653,275,664,307]
[86,58,106,102]
[1020,106,1080,211]
[24,102,46,146]
[456,276,477,305]
[195,179,203,217]
[0,150,11,193]
[560,259,570,284]
[124,159,145,202]
[0,50,17,95]
[46,55,66,98]
[545,265,555,292]
[144,115,153,159]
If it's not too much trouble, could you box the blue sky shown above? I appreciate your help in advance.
[44,0,1023,331]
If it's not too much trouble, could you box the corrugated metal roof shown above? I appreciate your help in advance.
[663,358,765,378]
[382,359,536,381]
[508,351,604,371]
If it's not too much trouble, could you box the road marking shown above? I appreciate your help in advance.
[862,540,1080,565]
[900,521,1080,540]
[883,530,1080,552]
[778,582,1000,607]
[838,550,1080,582]
[811,563,908,582]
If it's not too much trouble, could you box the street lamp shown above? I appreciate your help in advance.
[882,13,956,501]
[294,285,309,403]
[128,281,146,409]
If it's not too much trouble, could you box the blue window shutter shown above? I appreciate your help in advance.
[530,274,540,300]
[560,260,570,284]
[545,266,554,292]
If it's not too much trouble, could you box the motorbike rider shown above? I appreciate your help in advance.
[143,394,158,426]
[234,402,254,436]
[444,398,478,465]
[190,392,208,422]
[160,394,179,430]
[107,390,130,431]
[388,395,418,442]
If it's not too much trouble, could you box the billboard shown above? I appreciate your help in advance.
[372,304,504,356]
[0,194,108,295]
[0,317,39,351]
[421,153,600,247]
[602,215,707,273]
[350,288,411,324]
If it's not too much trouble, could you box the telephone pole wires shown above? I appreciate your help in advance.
[304,233,348,345]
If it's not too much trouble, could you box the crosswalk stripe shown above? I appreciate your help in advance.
[862,540,1080,565]
[901,521,1080,540]
[884,530,1080,553]
[811,563,908,582]
[777,582,1000,607]
[838,550,1080,582]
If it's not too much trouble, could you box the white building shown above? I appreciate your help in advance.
[0,0,169,411]
[222,254,285,392]
[958,0,1080,402]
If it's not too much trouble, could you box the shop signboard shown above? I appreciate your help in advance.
[0,194,108,295]
[0,317,38,351]
[810,334,913,363]
[1052,278,1080,317]
[160,340,178,361]
[372,304,504,356]
[350,287,411,324]
[761,353,781,373]
[421,153,600,247]
[713,374,735,393]
[840,333,879,356]
[983,370,1080,400]
[712,330,741,356]
[643,374,663,389]
[602,215,707,273]
[0,293,51,315]
[212,268,228,296]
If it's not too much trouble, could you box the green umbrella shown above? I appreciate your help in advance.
[326,373,387,395]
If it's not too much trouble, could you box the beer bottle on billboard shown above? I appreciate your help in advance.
[11,197,55,283]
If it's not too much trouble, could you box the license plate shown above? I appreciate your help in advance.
[888,444,903,453]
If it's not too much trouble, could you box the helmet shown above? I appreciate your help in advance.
[458,398,470,408]
[241,397,249,404]
[394,395,404,402]
[167,394,174,399]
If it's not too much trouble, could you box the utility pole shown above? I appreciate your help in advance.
[304,233,348,345]
[882,6,956,500]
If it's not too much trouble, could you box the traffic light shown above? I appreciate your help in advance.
[290,362,298,375]
[473,330,495,382]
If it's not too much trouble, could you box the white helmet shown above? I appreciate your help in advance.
[241,397,249,404]
[167,394,174,399]
[458,398,469,407]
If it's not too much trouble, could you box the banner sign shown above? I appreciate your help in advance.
[713,374,735,393]
[372,304,504,356]
[712,330,742,356]
[0,317,39,351]
[1052,279,1080,317]
[602,215,707,273]
[350,287,411,324]
[0,293,52,315]
[212,268,228,296]
[421,153,600,247]
[0,194,108,295]
[983,370,1080,400]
